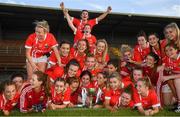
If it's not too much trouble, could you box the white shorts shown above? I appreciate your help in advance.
[26,56,48,63]
[162,84,172,93]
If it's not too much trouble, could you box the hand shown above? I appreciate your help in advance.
[41,108,46,113]
[121,61,127,67]
[64,8,69,14]
[144,109,152,116]
[126,58,133,63]
[149,110,154,115]
[107,6,112,13]
[110,107,117,112]
[68,103,75,108]
[49,103,56,110]
[60,2,65,10]
[3,110,10,116]
[144,110,150,116]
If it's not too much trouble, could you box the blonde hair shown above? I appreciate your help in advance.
[120,44,132,55]
[34,20,50,32]
[96,39,108,63]
[164,22,180,50]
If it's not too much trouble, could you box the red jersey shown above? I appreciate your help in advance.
[74,29,96,49]
[82,66,102,77]
[0,93,19,111]
[137,89,160,109]
[117,96,134,108]
[71,48,87,69]
[50,86,71,105]
[72,17,97,32]
[133,44,150,62]
[105,88,122,106]
[94,52,110,64]
[70,88,81,105]
[25,33,58,58]
[162,55,180,74]
[19,84,47,112]
[119,60,135,77]
[143,66,159,86]
[46,65,64,81]
[49,52,73,66]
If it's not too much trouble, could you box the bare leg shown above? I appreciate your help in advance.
[37,62,47,73]
[26,61,33,81]
[174,79,180,105]
[167,80,177,100]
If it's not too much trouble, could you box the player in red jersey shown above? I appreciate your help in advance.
[66,77,81,107]
[46,59,80,83]
[106,60,118,78]
[143,52,160,87]
[19,71,49,113]
[163,22,180,50]
[119,44,140,77]
[131,67,144,83]
[82,54,102,83]
[135,78,160,116]
[104,72,123,112]
[0,81,19,116]
[10,72,28,93]
[116,87,135,109]
[71,39,89,69]
[148,32,166,63]
[133,31,150,65]
[63,9,96,51]
[60,2,111,32]
[25,20,61,80]
[79,70,95,107]
[160,44,180,112]
[93,72,108,108]
[49,40,72,67]
[48,78,70,109]
[93,39,110,69]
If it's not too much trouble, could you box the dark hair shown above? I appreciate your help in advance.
[82,10,89,13]
[123,85,132,97]
[148,32,159,39]
[136,30,147,40]
[148,32,163,61]
[65,59,80,74]
[59,40,71,49]
[80,70,92,80]
[86,53,95,61]
[33,71,50,96]
[147,52,159,64]
[146,52,159,82]
[67,77,79,85]
[0,80,15,94]
[107,59,118,68]
[130,66,143,82]
[10,72,25,81]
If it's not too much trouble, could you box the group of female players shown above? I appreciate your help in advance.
[0,2,179,116]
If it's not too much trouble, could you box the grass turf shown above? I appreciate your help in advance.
[1,108,180,116]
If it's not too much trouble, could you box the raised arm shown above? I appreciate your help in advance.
[60,2,73,20]
[97,6,112,22]
[64,9,77,33]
